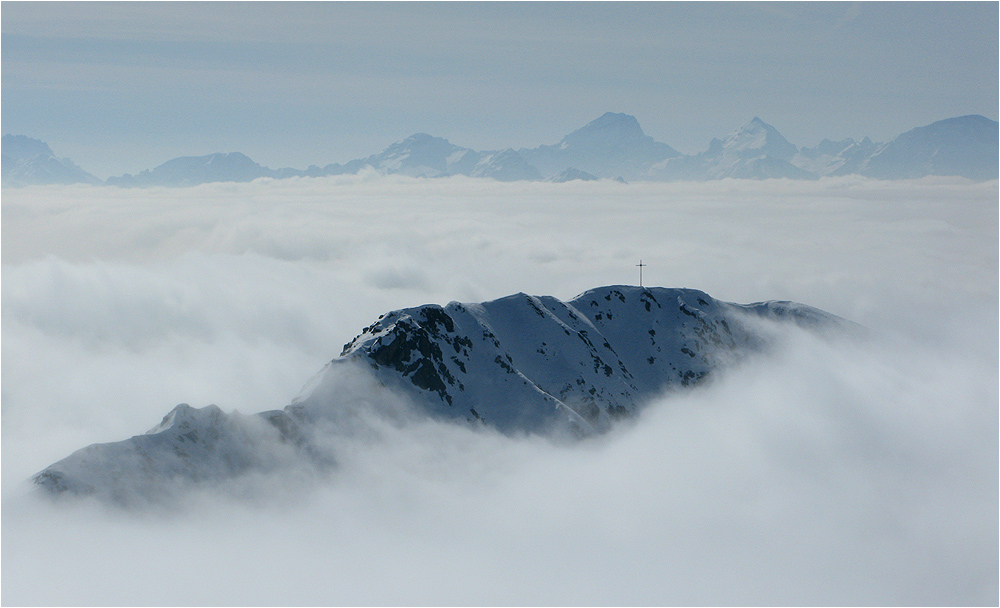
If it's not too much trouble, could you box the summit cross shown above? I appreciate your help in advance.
[636,260,647,287]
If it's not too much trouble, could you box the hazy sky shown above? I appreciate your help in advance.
[3,1,998,178]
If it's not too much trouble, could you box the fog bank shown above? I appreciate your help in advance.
[3,176,996,604]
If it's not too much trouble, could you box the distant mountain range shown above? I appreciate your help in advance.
[4,113,997,187]
[33,285,854,502]
[1,134,102,187]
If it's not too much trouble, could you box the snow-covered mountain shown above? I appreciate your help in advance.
[8,114,996,188]
[105,152,287,187]
[33,285,852,502]
[1,134,101,186]
[520,112,681,181]
[652,117,817,180]
[318,134,541,181]
[329,133,469,178]
[466,148,543,181]
[857,115,999,180]
[548,167,601,182]
[792,137,879,177]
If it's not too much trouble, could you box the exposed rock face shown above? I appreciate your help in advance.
[329,285,844,432]
[33,285,853,502]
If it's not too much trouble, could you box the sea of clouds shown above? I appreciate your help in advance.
[2,174,997,605]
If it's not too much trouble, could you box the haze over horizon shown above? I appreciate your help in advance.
[3,2,997,178]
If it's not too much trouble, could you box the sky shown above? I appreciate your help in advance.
[2,2,998,178]
[2,175,998,604]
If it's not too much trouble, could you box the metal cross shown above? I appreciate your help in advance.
[636,260,647,287]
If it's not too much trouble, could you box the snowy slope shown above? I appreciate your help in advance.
[1,134,102,186]
[548,167,601,182]
[33,285,851,502]
[7,114,997,188]
[32,404,304,502]
[792,137,879,177]
[858,115,999,180]
[468,148,543,181]
[652,117,817,181]
[328,285,845,432]
[105,152,283,187]
[318,134,541,181]
[519,112,681,180]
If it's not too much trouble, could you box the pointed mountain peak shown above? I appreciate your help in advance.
[399,133,444,145]
[573,112,646,138]
[588,111,642,128]
[517,111,679,180]
[737,116,777,133]
[721,117,797,159]
[2,134,56,160]
[2,134,101,186]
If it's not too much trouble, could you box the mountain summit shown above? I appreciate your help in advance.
[106,152,281,187]
[317,134,541,181]
[519,112,681,180]
[7,114,996,188]
[1,134,101,186]
[859,115,999,180]
[563,112,654,148]
[651,117,815,180]
[33,285,852,503]
[720,117,799,160]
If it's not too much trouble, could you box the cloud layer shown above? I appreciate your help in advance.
[2,176,997,604]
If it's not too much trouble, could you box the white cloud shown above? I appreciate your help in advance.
[2,176,997,604]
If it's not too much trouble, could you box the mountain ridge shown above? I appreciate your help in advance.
[32,285,855,503]
[1,134,102,187]
[5,114,996,187]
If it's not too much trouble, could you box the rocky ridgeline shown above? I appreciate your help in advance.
[5,113,997,186]
[33,285,852,503]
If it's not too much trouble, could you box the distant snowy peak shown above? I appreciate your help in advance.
[793,137,879,177]
[106,152,278,187]
[368,133,468,177]
[549,167,600,182]
[33,285,853,502]
[469,148,542,181]
[564,112,656,147]
[859,115,999,180]
[720,117,798,160]
[519,112,681,180]
[1,134,101,187]
[3,134,56,160]
[652,118,814,180]
[8,113,997,188]
[327,134,540,181]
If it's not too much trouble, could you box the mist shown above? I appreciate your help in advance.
[2,176,997,605]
